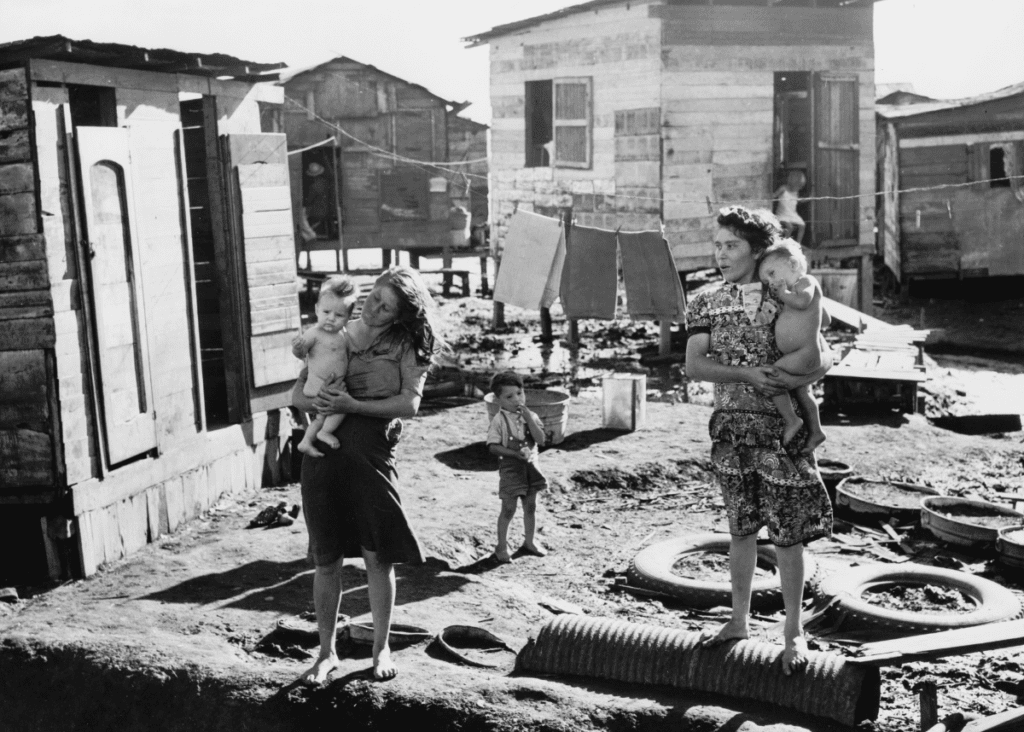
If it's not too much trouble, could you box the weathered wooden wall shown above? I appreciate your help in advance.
[0,58,286,579]
[445,113,489,226]
[896,136,1024,278]
[487,2,663,245]
[0,66,57,497]
[656,5,875,271]
[282,60,452,251]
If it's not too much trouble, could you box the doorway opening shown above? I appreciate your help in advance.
[180,96,230,427]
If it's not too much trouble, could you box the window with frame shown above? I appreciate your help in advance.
[524,77,592,169]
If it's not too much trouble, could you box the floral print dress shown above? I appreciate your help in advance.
[686,282,832,547]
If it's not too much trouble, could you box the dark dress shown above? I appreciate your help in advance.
[686,281,832,547]
[298,335,427,566]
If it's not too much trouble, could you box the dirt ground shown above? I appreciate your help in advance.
[2,286,1024,732]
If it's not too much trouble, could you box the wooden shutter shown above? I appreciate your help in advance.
[812,74,859,246]
[880,122,901,282]
[553,77,592,169]
[76,127,157,465]
[224,133,301,411]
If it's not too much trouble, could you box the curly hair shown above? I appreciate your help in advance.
[373,266,448,366]
[759,238,808,276]
[717,206,782,256]
[489,370,524,396]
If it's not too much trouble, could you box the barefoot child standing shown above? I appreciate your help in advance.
[486,371,548,563]
[757,239,828,453]
[292,276,357,457]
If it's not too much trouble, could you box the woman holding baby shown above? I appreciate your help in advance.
[685,206,833,676]
[291,266,445,684]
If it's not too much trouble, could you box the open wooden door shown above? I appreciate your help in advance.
[224,133,301,415]
[812,74,859,247]
[76,127,157,465]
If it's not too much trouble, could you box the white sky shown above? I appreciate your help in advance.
[3,0,1023,124]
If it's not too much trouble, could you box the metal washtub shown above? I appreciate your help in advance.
[516,615,879,726]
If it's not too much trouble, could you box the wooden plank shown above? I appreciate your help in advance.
[0,163,34,196]
[0,192,38,237]
[0,289,52,320]
[0,317,55,350]
[28,58,179,94]
[240,185,291,211]
[0,129,31,165]
[76,510,100,577]
[236,163,289,188]
[0,428,52,486]
[228,133,287,166]
[900,131,1024,149]
[854,619,1024,665]
[251,331,300,387]
[0,68,29,133]
[163,476,184,533]
[0,233,45,263]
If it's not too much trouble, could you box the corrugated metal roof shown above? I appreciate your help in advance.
[464,0,883,45]
[0,35,284,80]
[277,55,468,111]
[877,79,1024,120]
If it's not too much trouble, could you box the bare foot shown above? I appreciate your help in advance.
[802,430,826,456]
[298,440,324,458]
[297,654,341,685]
[781,635,809,676]
[317,431,340,449]
[372,646,397,681]
[494,548,511,564]
[782,418,804,446]
[521,541,547,557]
[699,618,749,648]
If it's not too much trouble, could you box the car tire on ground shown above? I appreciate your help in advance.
[626,533,819,611]
[812,563,1023,634]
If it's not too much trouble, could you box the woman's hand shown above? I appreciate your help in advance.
[745,366,789,397]
[312,382,360,416]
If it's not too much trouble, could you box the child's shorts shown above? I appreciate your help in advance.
[497,458,548,501]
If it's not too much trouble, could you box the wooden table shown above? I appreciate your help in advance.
[824,328,929,413]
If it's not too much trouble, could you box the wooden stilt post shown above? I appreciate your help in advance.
[492,256,505,329]
[659,320,672,356]
[860,252,874,316]
[562,209,578,347]
[540,307,554,342]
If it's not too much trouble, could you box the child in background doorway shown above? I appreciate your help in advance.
[292,276,357,457]
[486,371,548,563]
[773,170,807,244]
[758,239,828,453]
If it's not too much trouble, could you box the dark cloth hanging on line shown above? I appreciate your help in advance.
[559,224,618,320]
[618,230,686,320]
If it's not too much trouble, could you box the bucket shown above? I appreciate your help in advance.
[484,388,570,445]
[817,459,853,504]
[602,374,647,431]
[921,496,1024,547]
[996,526,1024,569]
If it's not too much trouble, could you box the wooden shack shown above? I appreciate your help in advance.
[0,37,302,582]
[279,57,488,270]
[467,0,878,312]
[877,82,1024,285]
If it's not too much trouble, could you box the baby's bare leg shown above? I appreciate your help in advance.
[773,344,822,376]
[773,392,804,445]
[317,413,345,449]
[793,385,825,453]
[298,415,326,457]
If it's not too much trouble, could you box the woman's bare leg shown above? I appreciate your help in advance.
[701,533,756,646]
[298,555,345,683]
[362,548,397,680]
[776,543,809,675]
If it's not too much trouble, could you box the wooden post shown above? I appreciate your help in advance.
[659,320,672,356]
[567,319,579,347]
[382,249,392,269]
[331,136,347,272]
[860,252,874,316]
[410,252,420,269]
[492,257,505,328]
[918,681,938,732]
[479,255,490,297]
[539,307,554,342]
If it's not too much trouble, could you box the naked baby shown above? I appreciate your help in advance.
[292,276,357,457]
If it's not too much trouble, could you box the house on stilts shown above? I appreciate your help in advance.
[467,0,879,312]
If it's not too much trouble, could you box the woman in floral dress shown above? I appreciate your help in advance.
[685,206,833,675]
